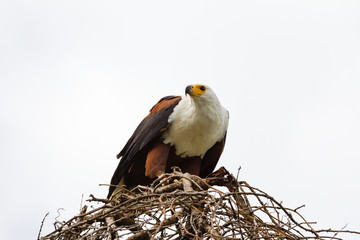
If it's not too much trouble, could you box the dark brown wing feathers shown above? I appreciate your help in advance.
[108,96,181,198]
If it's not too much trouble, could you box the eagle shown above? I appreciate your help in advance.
[107,84,229,199]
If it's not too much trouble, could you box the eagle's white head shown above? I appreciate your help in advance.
[185,84,221,106]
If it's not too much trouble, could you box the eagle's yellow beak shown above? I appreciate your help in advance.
[185,84,206,97]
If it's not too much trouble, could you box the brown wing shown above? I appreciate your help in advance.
[199,132,227,178]
[107,96,181,198]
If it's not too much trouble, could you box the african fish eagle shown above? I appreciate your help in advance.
[107,84,229,198]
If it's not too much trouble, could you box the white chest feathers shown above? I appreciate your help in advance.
[162,96,228,158]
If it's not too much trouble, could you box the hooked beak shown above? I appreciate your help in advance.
[185,85,193,96]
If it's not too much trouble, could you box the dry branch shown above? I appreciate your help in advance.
[40,167,360,240]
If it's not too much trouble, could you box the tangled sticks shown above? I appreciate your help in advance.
[40,167,359,240]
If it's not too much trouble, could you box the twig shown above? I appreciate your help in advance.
[37,212,49,240]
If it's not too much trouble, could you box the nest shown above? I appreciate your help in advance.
[39,167,359,240]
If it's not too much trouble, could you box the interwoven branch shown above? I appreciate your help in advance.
[39,167,360,240]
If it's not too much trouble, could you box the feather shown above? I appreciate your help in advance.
[108,96,181,198]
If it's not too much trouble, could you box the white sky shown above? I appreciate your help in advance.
[1,1,360,239]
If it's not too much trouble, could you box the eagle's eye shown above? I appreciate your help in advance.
[200,86,206,91]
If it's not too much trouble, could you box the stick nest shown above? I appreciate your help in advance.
[40,167,359,240]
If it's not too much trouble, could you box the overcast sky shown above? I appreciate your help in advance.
[1,1,360,239]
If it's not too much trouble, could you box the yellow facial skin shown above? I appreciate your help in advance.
[186,84,207,97]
